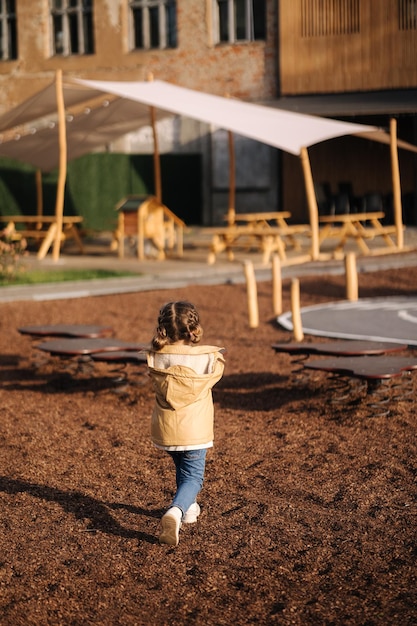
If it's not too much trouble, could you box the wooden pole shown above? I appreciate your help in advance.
[35,169,43,230]
[150,105,162,202]
[52,69,67,261]
[345,252,358,301]
[227,130,236,225]
[300,146,320,261]
[291,278,304,342]
[390,117,404,249]
[148,73,162,202]
[244,260,259,328]
[36,169,43,218]
[272,253,282,315]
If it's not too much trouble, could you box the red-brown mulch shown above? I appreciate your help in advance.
[0,267,416,625]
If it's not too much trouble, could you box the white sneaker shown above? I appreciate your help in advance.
[183,502,201,524]
[159,506,182,546]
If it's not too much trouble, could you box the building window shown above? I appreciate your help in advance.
[129,0,177,50]
[213,0,266,44]
[50,0,95,56]
[301,0,360,37]
[0,0,18,61]
[399,0,417,30]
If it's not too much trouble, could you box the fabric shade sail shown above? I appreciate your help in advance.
[0,86,165,172]
[0,77,407,170]
[0,75,415,260]
[72,79,382,155]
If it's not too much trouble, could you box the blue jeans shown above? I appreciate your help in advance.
[167,449,207,518]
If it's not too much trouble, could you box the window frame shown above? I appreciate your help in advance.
[399,0,417,30]
[129,0,177,50]
[50,0,95,57]
[213,0,266,45]
[0,0,18,61]
[301,0,360,37]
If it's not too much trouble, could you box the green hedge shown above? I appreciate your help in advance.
[0,153,202,230]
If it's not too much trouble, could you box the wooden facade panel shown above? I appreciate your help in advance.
[280,0,417,94]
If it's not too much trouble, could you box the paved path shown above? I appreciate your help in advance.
[1,228,417,303]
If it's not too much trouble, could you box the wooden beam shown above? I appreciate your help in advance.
[150,105,162,202]
[300,146,319,260]
[52,69,67,261]
[36,169,43,219]
[390,117,404,249]
[227,130,236,225]
[148,73,162,202]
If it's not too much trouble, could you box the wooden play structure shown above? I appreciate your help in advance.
[113,195,186,260]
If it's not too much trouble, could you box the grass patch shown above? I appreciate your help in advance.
[0,268,140,286]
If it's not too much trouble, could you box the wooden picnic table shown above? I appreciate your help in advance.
[318,211,398,255]
[208,211,310,264]
[2,215,84,259]
[231,211,292,228]
[231,211,309,251]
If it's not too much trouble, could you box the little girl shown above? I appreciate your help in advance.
[147,301,225,547]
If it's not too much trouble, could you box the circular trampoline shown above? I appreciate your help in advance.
[277,296,417,347]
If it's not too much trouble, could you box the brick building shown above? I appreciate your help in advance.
[1,1,417,225]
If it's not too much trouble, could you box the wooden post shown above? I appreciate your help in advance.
[36,169,43,217]
[272,253,282,316]
[345,252,358,301]
[244,260,259,328]
[36,169,43,230]
[150,106,162,202]
[148,73,162,202]
[227,130,236,225]
[390,118,404,250]
[300,146,320,261]
[291,278,304,342]
[52,69,67,261]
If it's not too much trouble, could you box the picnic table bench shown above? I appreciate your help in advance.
[318,212,399,255]
[208,211,310,264]
[2,215,84,259]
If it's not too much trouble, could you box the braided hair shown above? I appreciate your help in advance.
[151,301,203,350]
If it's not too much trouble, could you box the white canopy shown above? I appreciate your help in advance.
[72,78,381,155]
[1,77,412,172]
[0,75,413,260]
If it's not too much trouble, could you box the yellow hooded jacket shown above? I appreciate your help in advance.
[147,344,225,450]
